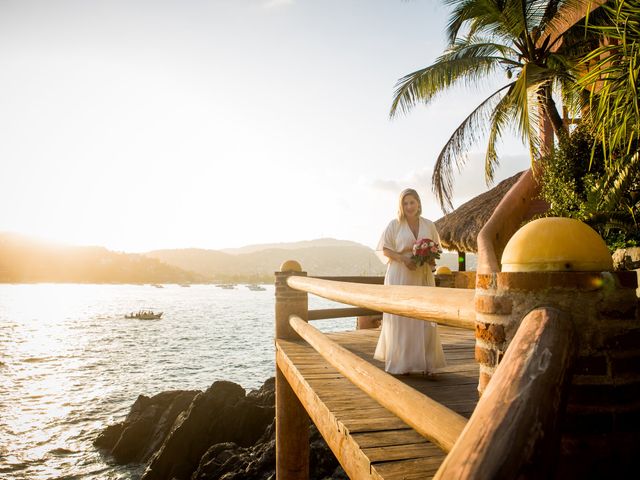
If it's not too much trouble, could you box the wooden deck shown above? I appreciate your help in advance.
[275,325,479,479]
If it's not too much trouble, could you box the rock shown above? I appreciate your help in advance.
[94,390,200,464]
[191,422,342,480]
[141,380,275,480]
[612,247,640,271]
[96,377,343,480]
[94,423,124,450]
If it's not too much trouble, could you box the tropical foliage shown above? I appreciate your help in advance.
[538,124,640,249]
[579,0,640,165]
[391,0,594,210]
[539,0,640,250]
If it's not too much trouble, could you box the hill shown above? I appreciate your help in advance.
[146,240,477,282]
[0,233,476,284]
[220,238,363,255]
[146,240,387,282]
[0,233,207,284]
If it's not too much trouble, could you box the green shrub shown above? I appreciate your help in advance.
[538,124,640,251]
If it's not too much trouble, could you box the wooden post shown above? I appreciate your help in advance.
[458,251,466,271]
[356,314,382,329]
[275,260,309,480]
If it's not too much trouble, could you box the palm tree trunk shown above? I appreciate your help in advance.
[539,107,555,158]
[538,86,566,157]
[541,94,566,138]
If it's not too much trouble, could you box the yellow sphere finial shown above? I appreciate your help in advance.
[501,217,613,272]
[280,260,302,272]
[436,266,452,275]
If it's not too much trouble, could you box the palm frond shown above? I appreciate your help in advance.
[508,62,543,158]
[432,83,513,211]
[537,0,607,52]
[578,0,640,164]
[485,88,518,182]
[591,153,640,213]
[390,41,512,117]
[446,0,505,44]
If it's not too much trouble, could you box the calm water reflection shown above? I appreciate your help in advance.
[0,283,353,479]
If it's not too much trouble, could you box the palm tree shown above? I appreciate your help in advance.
[573,0,640,241]
[579,0,640,165]
[391,0,604,211]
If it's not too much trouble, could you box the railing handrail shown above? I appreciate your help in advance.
[434,306,577,479]
[477,167,543,274]
[312,275,385,284]
[308,307,379,321]
[288,314,468,452]
[287,276,476,330]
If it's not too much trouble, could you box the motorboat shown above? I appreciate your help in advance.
[125,310,163,320]
[247,284,266,291]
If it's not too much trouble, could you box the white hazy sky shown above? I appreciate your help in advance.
[0,0,528,252]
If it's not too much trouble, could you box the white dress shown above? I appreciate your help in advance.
[373,217,447,374]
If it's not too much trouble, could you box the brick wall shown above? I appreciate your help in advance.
[475,271,640,475]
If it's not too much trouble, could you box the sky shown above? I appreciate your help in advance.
[0,0,528,252]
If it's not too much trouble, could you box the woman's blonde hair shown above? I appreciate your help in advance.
[397,188,422,221]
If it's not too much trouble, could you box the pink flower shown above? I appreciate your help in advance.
[410,237,442,266]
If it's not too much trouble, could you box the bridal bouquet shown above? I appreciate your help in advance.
[411,237,442,267]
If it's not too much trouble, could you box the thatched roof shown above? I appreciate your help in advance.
[435,171,526,253]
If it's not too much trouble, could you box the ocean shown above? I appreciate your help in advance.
[0,283,354,479]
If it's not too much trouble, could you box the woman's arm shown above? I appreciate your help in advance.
[383,247,417,270]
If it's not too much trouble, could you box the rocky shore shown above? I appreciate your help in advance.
[94,378,346,480]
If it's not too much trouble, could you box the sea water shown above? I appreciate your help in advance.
[0,284,354,479]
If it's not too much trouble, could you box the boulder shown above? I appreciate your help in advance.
[94,389,199,464]
[141,380,275,480]
[96,377,345,480]
[191,421,343,480]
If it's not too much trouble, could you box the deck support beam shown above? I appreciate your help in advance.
[290,315,467,452]
[275,265,309,480]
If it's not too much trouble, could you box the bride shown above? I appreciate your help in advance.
[373,188,446,375]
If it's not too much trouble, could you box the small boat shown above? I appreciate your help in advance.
[247,284,266,291]
[216,284,236,289]
[151,284,164,289]
[125,310,163,320]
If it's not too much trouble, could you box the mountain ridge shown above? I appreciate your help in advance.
[0,232,475,283]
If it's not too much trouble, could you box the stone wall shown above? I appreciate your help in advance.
[475,271,640,475]
[435,271,476,289]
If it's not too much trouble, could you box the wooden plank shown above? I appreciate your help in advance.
[343,417,411,433]
[276,324,480,479]
[372,457,443,479]
[364,443,442,462]
[290,316,468,452]
[276,342,376,479]
[351,429,428,449]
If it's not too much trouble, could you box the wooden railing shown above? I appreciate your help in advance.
[288,276,476,330]
[289,314,467,452]
[435,307,577,479]
[476,167,546,273]
[276,273,578,479]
